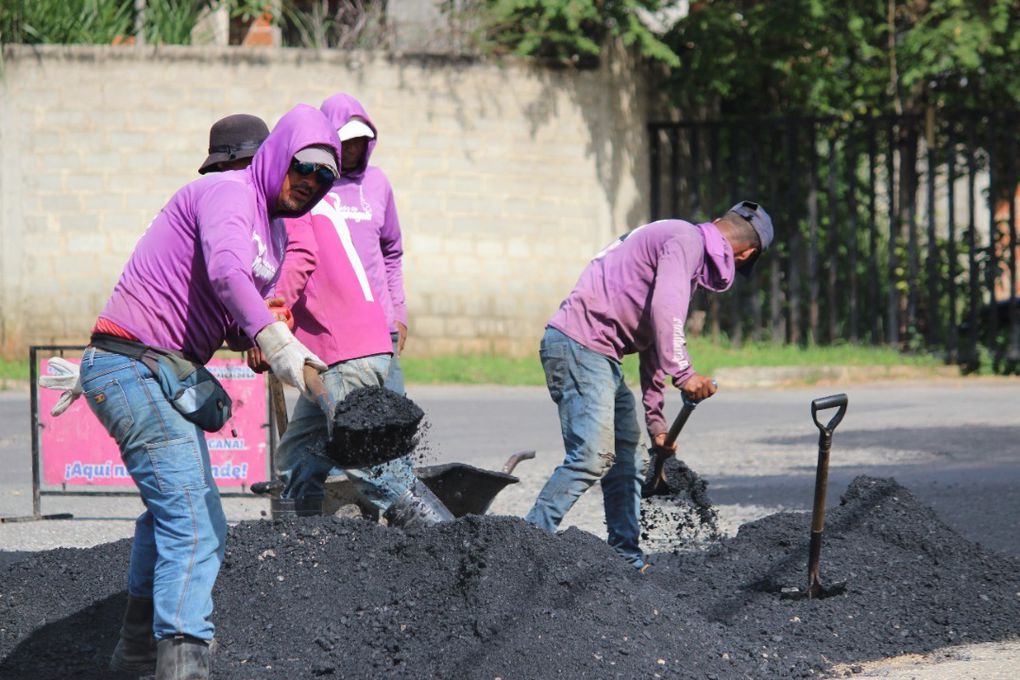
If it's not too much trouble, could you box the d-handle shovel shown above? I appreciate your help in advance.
[641,392,700,498]
[785,393,849,600]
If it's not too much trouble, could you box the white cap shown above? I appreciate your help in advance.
[338,119,375,142]
[293,145,338,178]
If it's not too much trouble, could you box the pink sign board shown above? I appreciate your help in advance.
[39,357,269,488]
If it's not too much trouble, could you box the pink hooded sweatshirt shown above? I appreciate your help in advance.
[98,104,341,364]
[548,220,736,437]
[317,93,407,333]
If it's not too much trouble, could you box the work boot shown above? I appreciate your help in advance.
[109,595,157,674]
[384,478,455,528]
[155,635,210,680]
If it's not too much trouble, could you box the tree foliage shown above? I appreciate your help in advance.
[470,0,681,67]
[664,0,1020,115]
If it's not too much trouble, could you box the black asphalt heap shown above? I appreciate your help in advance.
[321,386,425,468]
[2,476,1019,679]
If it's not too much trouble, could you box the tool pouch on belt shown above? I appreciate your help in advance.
[91,334,232,433]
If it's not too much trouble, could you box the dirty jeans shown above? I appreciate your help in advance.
[79,347,226,642]
[525,327,644,568]
[278,353,416,512]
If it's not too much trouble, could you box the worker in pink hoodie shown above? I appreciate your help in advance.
[318,92,408,393]
[525,202,774,571]
[262,93,427,522]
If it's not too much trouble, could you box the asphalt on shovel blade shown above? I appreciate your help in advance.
[317,386,425,468]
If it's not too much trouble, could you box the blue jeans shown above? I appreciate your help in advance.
[525,328,644,568]
[79,348,226,641]
[278,353,415,512]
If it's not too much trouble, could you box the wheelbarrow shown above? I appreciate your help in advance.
[254,451,536,521]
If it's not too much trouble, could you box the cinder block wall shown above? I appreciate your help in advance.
[0,45,649,358]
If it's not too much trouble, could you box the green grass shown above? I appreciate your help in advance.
[0,340,947,387]
[402,338,946,386]
[0,357,30,382]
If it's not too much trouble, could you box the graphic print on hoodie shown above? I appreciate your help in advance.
[98,104,341,364]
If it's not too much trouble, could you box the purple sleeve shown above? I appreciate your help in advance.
[380,182,407,327]
[640,240,696,435]
[639,348,669,437]
[197,183,275,341]
[224,322,254,351]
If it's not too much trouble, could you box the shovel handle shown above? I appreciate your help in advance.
[303,364,328,400]
[811,393,848,438]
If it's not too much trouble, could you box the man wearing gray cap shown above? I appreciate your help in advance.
[524,201,774,572]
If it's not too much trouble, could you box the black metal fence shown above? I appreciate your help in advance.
[648,111,1020,372]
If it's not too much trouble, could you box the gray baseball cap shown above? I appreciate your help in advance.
[728,200,773,275]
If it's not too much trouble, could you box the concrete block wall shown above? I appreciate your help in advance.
[0,45,649,358]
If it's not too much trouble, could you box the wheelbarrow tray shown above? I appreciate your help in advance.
[415,463,520,518]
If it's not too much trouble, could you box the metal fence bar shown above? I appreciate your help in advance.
[965,113,980,365]
[1007,113,1020,362]
[867,119,880,343]
[926,129,938,348]
[946,123,958,361]
[827,136,839,343]
[886,118,899,345]
[845,127,860,342]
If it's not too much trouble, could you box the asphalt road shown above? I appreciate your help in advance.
[3,378,1018,557]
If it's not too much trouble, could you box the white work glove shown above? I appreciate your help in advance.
[38,357,83,416]
[255,321,327,394]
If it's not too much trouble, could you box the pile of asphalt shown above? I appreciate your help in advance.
[321,386,425,468]
[3,476,1019,679]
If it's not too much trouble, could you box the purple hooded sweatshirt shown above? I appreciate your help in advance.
[318,93,407,332]
[97,104,341,365]
[548,220,736,437]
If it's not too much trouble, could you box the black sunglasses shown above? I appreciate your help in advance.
[290,158,336,184]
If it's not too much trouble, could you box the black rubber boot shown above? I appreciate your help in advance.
[384,479,455,528]
[109,595,157,674]
[155,635,210,680]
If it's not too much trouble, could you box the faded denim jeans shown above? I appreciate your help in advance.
[525,327,644,568]
[278,353,415,512]
[79,347,227,641]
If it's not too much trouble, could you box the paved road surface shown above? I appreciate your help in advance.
[2,378,1019,677]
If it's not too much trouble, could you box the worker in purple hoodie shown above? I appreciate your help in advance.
[525,202,774,571]
[55,105,340,680]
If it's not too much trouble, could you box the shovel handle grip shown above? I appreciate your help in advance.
[811,393,848,436]
[303,363,327,399]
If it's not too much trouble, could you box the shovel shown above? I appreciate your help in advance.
[783,393,849,600]
[303,363,337,439]
[641,392,700,498]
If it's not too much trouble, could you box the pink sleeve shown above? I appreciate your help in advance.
[274,214,318,308]
[197,183,275,341]
[380,182,407,327]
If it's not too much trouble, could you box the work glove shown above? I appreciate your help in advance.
[247,298,294,373]
[38,357,83,416]
[255,321,326,394]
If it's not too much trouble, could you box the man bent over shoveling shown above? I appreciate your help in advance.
[525,202,774,570]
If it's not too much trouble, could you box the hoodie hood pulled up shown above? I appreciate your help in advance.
[320,93,378,179]
[695,222,736,293]
[250,103,342,218]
